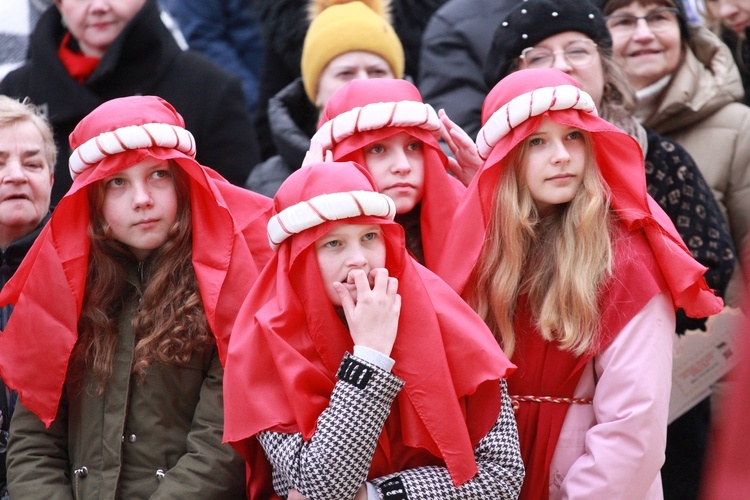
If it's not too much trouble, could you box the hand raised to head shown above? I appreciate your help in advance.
[439,109,483,187]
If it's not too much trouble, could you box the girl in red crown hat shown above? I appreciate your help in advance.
[0,95,273,499]
[435,68,724,499]
[223,161,524,499]
[304,78,476,270]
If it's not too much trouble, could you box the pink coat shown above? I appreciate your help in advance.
[549,292,674,499]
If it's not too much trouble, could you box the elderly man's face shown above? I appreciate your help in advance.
[0,121,53,248]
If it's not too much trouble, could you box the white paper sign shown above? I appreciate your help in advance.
[668,308,743,424]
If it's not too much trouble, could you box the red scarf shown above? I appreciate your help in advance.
[57,32,100,83]
[223,162,515,498]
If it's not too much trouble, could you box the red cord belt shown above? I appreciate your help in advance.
[510,395,593,412]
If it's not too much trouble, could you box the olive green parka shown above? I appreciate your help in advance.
[7,277,246,499]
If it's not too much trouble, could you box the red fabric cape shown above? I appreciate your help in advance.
[0,96,273,427]
[317,79,465,269]
[223,162,515,498]
[433,69,723,499]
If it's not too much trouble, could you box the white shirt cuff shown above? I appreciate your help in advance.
[353,345,395,372]
[365,481,380,499]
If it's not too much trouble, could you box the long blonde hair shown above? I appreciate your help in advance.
[468,133,614,358]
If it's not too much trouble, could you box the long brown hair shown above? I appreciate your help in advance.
[467,134,614,358]
[70,162,213,394]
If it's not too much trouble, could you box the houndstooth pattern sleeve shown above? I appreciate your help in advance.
[370,379,524,499]
[257,353,404,499]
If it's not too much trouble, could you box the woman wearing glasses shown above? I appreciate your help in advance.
[598,0,750,309]
[481,0,736,498]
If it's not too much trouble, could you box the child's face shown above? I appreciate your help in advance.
[363,132,425,214]
[315,223,386,306]
[101,157,178,261]
[522,117,586,212]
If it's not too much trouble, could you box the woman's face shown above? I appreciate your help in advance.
[362,131,425,214]
[0,121,54,246]
[315,51,394,108]
[101,157,178,261]
[516,31,605,107]
[315,223,386,306]
[705,0,750,34]
[521,117,587,212]
[56,0,147,58]
[607,2,683,90]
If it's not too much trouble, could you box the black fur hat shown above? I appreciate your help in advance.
[484,0,611,88]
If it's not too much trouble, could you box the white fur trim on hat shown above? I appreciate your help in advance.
[311,101,440,152]
[268,190,396,250]
[476,85,597,160]
[69,123,197,180]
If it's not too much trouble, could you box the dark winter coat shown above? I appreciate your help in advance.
[159,0,264,115]
[419,0,515,139]
[0,212,51,497]
[0,0,259,203]
[245,78,317,197]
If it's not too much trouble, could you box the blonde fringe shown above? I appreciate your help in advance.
[307,0,393,22]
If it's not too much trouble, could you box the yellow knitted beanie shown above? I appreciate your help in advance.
[301,1,405,103]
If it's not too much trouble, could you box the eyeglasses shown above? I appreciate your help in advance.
[519,39,598,69]
[604,7,680,36]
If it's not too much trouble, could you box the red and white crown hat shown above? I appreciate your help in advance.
[267,190,396,250]
[68,122,196,179]
[310,100,441,152]
[476,84,597,160]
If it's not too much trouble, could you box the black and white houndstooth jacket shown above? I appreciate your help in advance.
[258,353,525,499]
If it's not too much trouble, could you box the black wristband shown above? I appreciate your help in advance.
[379,476,408,499]
[337,355,374,389]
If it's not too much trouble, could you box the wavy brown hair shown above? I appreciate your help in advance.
[70,162,213,394]
[467,134,614,358]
